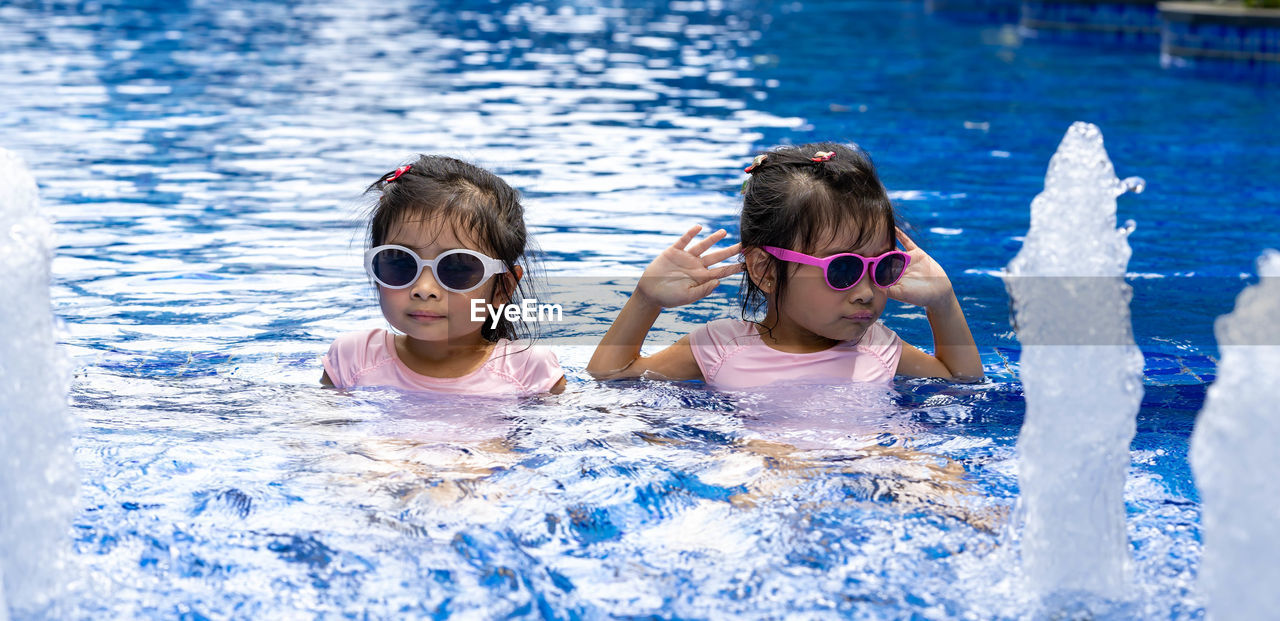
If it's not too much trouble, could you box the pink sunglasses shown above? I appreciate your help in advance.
[762,246,911,290]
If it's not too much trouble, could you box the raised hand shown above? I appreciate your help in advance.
[636,225,744,309]
[886,227,955,309]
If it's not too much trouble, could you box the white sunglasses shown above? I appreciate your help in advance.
[364,245,508,293]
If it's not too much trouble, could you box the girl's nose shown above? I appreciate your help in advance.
[410,269,444,300]
[846,275,875,304]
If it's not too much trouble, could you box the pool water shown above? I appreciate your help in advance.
[2,0,1275,617]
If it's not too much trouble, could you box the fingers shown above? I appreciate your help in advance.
[684,263,742,289]
[700,242,741,267]
[690,278,722,300]
[672,225,704,251]
[707,261,744,280]
[895,226,917,250]
[686,228,728,256]
[681,263,742,305]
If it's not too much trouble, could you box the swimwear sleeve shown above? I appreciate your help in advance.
[517,345,564,394]
[321,330,376,389]
[687,318,743,383]
[859,321,904,381]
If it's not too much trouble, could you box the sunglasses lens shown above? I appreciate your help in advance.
[826,255,866,289]
[371,248,419,287]
[873,253,907,287]
[436,252,487,291]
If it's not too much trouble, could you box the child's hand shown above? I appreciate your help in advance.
[636,225,743,309]
[887,227,955,309]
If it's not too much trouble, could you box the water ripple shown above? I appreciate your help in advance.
[0,0,1232,618]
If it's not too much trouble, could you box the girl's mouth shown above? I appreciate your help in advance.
[843,311,874,322]
[408,311,446,321]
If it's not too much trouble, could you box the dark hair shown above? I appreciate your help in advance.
[738,141,901,323]
[365,155,534,342]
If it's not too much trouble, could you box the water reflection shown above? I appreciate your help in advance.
[0,0,1217,617]
[1,0,800,381]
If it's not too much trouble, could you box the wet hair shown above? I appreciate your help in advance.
[738,141,901,323]
[365,154,534,342]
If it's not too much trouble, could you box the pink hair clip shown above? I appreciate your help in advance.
[389,164,412,181]
[810,151,834,163]
[744,154,767,173]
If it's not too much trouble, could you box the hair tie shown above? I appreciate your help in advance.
[389,164,412,181]
[810,151,834,163]
[744,154,767,173]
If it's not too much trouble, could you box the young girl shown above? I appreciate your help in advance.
[586,142,982,389]
[322,155,566,395]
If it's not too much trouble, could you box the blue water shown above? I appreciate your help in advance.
[2,0,1275,617]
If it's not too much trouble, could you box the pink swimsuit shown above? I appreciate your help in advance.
[688,318,903,390]
[322,329,563,395]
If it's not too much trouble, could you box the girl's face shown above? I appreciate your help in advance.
[376,216,510,346]
[769,228,893,345]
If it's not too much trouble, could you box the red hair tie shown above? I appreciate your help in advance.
[744,154,767,173]
[810,151,834,163]
[389,164,412,181]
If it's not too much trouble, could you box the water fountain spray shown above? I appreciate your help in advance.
[1191,250,1280,620]
[0,148,78,617]
[1004,122,1145,599]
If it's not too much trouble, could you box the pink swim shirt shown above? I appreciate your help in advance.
[322,329,563,395]
[689,318,903,390]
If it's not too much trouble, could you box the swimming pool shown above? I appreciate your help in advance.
[2,0,1276,617]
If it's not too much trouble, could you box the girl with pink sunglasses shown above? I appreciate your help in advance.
[587,142,982,389]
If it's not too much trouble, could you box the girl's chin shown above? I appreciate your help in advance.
[820,322,870,343]
[394,324,486,344]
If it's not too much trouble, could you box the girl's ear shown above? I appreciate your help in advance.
[496,265,523,304]
[743,247,774,293]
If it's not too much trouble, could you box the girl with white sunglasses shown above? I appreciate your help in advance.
[321,156,564,395]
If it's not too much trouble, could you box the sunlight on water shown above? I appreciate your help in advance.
[0,0,1237,617]
[49,373,1025,617]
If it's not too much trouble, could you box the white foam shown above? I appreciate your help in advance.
[0,147,79,616]
[1191,249,1280,620]
[964,267,1007,278]
[1003,123,1144,599]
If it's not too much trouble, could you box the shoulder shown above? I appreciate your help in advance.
[689,318,755,348]
[488,340,564,394]
[322,329,392,388]
[330,329,390,360]
[688,318,755,380]
[855,321,903,374]
[860,321,900,348]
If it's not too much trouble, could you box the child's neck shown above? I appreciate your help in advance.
[756,310,840,354]
[394,332,496,378]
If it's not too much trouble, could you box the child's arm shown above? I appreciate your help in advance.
[587,225,743,380]
[888,228,984,382]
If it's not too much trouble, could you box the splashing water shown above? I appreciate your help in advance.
[0,148,79,618]
[1190,250,1280,620]
[1004,122,1145,600]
